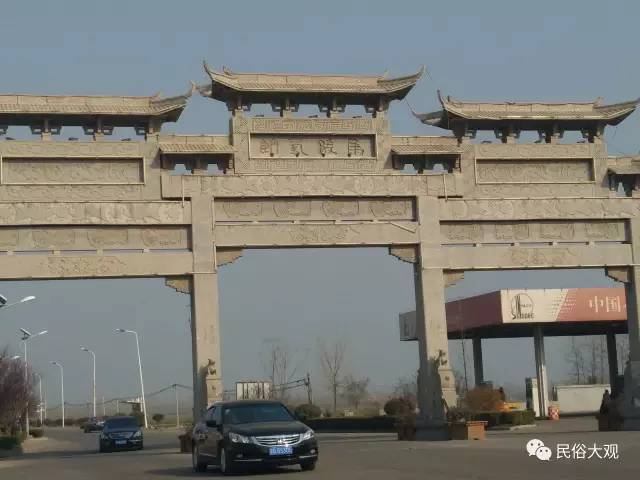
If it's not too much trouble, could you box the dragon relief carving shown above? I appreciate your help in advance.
[273,200,312,218]
[287,224,359,244]
[41,256,127,277]
[141,228,184,248]
[322,200,359,218]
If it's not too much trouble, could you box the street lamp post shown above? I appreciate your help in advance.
[34,373,43,426]
[0,295,36,312]
[51,362,64,428]
[80,347,96,418]
[20,329,47,436]
[115,329,148,428]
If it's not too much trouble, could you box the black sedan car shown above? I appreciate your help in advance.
[83,417,105,433]
[99,416,143,452]
[192,400,318,475]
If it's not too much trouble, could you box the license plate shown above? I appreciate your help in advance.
[269,446,293,456]
[115,440,127,445]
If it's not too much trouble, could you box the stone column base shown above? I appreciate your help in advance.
[414,421,451,441]
[622,417,640,430]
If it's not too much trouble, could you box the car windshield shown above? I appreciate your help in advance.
[224,404,295,425]
[105,417,138,429]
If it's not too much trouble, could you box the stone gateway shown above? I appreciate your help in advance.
[1,64,640,436]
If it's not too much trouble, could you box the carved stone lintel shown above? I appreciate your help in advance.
[217,248,244,266]
[606,266,631,284]
[444,271,465,287]
[166,276,191,294]
[389,245,417,264]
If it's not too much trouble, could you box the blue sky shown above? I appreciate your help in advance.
[0,1,636,412]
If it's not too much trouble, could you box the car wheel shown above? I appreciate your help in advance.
[192,444,208,472]
[301,461,316,471]
[219,447,234,475]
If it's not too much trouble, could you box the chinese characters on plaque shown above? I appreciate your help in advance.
[252,135,374,159]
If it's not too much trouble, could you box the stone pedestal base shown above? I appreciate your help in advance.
[414,423,451,441]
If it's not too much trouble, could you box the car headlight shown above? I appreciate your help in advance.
[300,429,315,441]
[229,432,252,444]
[133,430,142,438]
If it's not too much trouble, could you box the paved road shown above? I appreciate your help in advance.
[0,418,638,479]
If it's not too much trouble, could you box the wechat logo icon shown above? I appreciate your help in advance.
[526,439,552,461]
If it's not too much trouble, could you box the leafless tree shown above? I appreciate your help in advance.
[393,372,418,404]
[566,337,586,384]
[617,334,630,369]
[342,375,369,414]
[0,349,36,434]
[260,340,300,401]
[318,337,347,414]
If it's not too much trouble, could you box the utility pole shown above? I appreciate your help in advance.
[102,397,106,417]
[305,373,313,404]
[174,384,180,428]
[116,399,119,415]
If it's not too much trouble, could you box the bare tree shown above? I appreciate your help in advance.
[261,340,300,401]
[393,372,418,404]
[617,334,630,369]
[566,337,586,384]
[342,375,369,414]
[0,349,36,434]
[318,337,347,414]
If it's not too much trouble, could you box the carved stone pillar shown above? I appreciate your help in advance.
[190,196,223,419]
[606,218,640,429]
[414,196,457,439]
[622,266,640,429]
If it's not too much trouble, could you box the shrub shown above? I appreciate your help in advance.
[152,413,165,424]
[383,397,414,416]
[465,387,504,413]
[305,416,395,432]
[133,412,145,427]
[470,410,535,428]
[30,428,44,438]
[0,436,22,450]
[294,404,322,421]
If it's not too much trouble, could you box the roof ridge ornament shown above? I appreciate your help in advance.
[414,90,640,137]
[199,61,424,112]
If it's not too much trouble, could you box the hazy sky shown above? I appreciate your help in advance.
[0,1,638,413]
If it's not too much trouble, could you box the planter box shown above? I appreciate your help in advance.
[449,421,487,440]
[178,433,192,453]
[396,424,416,441]
[597,414,622,432]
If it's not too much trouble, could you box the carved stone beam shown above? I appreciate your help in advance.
[444,271,465,287]
[217,248,244,267]
[389,246,418,264]
[606,266,631,284]
[165,276,191,294]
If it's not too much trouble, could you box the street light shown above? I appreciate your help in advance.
[115,329,148,428]
[20,329,47,436]
[34,373,43,426]
[80,347,96,418]
[51,361,64,428]
[0,295,35,311]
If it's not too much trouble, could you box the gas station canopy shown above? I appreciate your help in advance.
[400,288,628,340]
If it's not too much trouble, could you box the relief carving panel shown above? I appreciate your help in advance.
[440,198,640,221]
[249,117,374,134]
[87,228,129,248]
[2,158,144,185]
[441,221,626,244]
[474,143,593,159]
[476,159,593,184]
[215,198,414,222]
